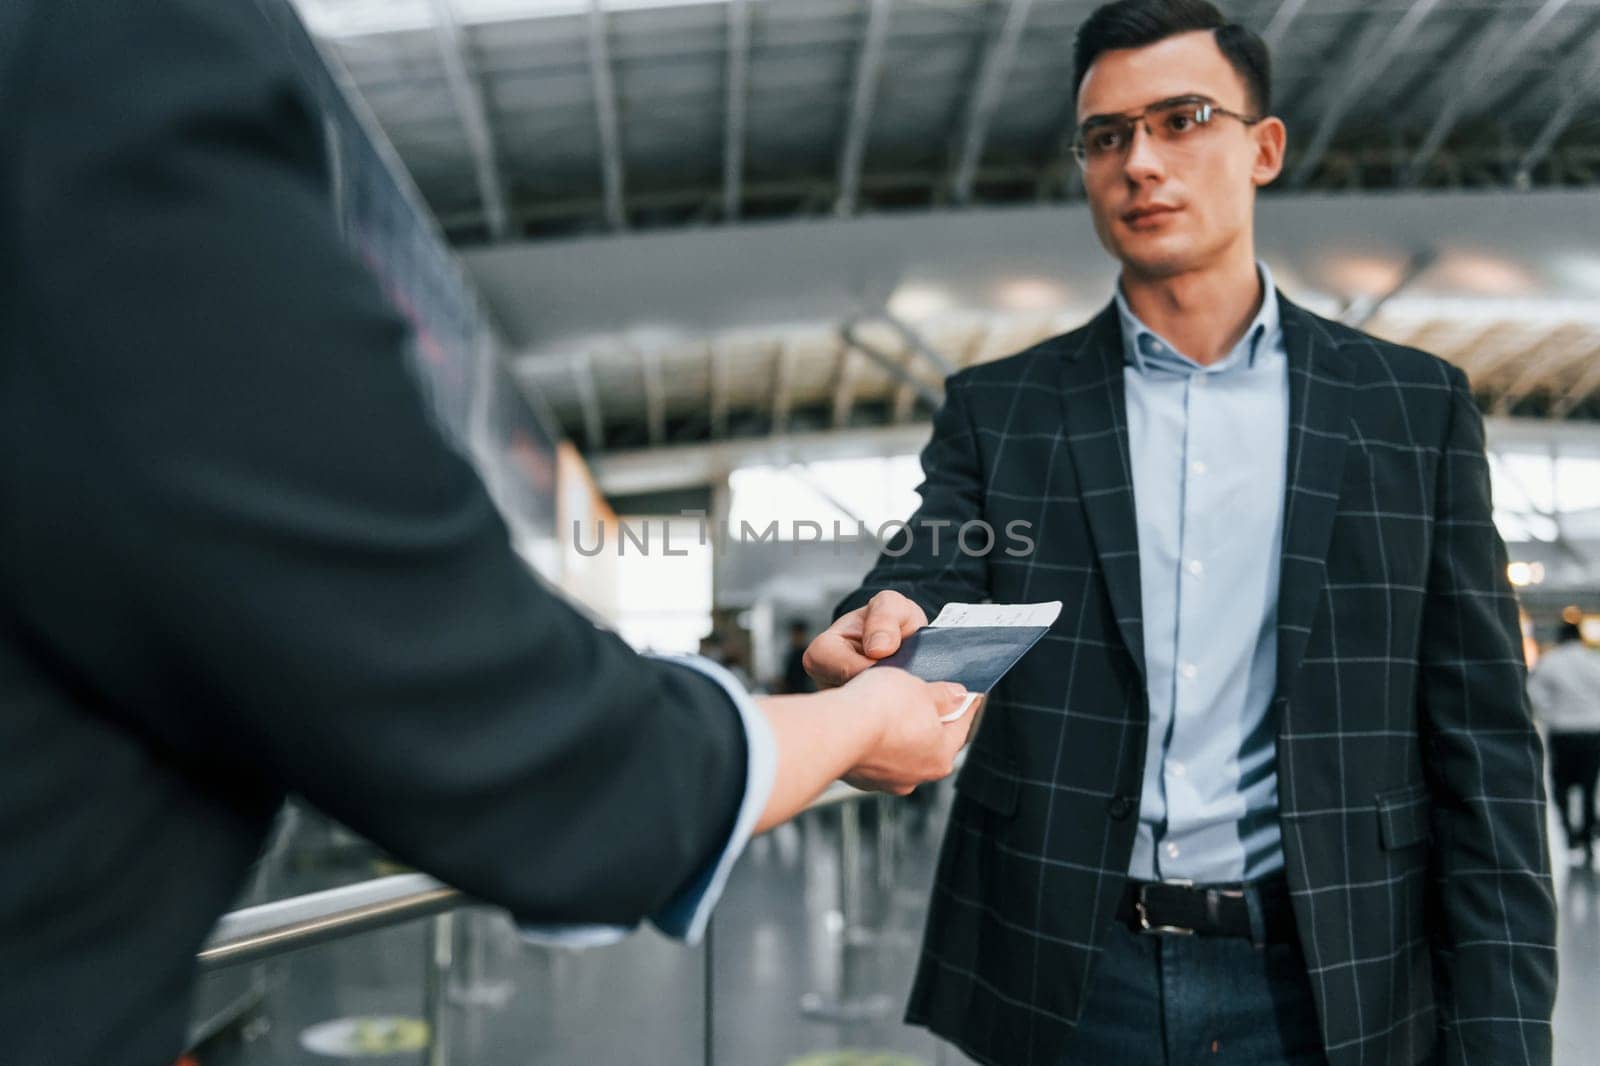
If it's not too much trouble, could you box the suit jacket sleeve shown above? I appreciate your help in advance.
[1417,367,1557,1063]
[832,375,993,623]
[6,0,751,930]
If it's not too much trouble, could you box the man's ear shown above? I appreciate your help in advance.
[1252,116,1287,187]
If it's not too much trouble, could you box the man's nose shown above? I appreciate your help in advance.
[1121,121,1165,184]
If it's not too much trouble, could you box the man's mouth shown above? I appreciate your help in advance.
[1123,204,1180,225]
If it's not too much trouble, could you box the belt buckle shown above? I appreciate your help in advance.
[1136,880,1196,936]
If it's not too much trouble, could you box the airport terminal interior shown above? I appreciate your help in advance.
[173,0,1599,1063]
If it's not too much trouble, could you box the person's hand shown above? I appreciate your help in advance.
[829,666,973,795]
[803,590,928,689]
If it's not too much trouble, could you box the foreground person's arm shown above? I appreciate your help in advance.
[8,0,964,942]
[756,670,971,831]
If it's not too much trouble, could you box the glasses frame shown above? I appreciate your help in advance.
[1070,94,1264,168]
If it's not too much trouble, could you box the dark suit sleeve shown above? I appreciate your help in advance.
[1416,368,1556,1063]
[5,0,746,928]
[832,377,992,623]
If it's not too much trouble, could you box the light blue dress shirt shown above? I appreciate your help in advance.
[520,652,777,947]
[1116,263,1289,885]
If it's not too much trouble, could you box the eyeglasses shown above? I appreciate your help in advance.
[1071,95,1262,168]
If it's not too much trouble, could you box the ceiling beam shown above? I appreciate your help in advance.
[830,343,858,428]
[1456,322,1543,387]
[1493,325,1594,414]
[637,345,666,445]
[433,144,1600,233]
[1289,0,1445,188]
[892,349,920,424]
[723,0,750,223]
[949,0,1035,205]
[771,339,796,435]
[570,351,605,452]
[1551,342,1600,418]
[1262,0,1312,51]
[958,321,994,370]
[880,312,956,377]
[834,0,894,217]
[585,0,627,231]
[840,322,943,407]
[1337,248,1437,328]
[426,0,511,241]
[1514,42,1600,186]
[708,340,730,440]
[1405,0,1572,186]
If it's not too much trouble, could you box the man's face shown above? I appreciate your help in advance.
[1075,31,1284,279]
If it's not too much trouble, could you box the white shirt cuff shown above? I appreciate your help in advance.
[519,652,776,950]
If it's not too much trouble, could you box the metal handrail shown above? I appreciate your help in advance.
[197,779,874,971]
[198,873,461,971]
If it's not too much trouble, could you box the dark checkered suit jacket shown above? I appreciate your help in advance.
[834,295,1556,1066]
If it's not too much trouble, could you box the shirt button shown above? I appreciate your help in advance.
[1166,842,1181,859]
[1170,761,1187,779]
[1179,662,1198,680]
[1186,560,1204,577]
[1189,460,1207,476]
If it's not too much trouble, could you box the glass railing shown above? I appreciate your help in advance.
[187,778,965,1065]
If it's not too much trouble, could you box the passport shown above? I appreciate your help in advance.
[872,602,1062,722]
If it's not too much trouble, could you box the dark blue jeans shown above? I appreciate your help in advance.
[1061,909,1325,1065]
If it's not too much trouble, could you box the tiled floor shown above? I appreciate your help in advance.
[202,790,1598,1066]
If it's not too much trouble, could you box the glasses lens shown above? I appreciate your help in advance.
[1152,100,1203,136]
[1077,118,1131,163]
[1150,100,1208,141]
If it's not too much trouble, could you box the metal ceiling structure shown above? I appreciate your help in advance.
[281,0,1600,464]
[448,191,1600,455]
[279,0,1600,595]
[292,0,1600,244]
[512,302,1600,453]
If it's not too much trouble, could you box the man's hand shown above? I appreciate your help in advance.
[803,590,929,688]
[832,667,972,795]
[753,664,976,830]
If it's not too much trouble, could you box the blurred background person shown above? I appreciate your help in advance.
[782,619,818,694]
[1530,622,1600,868]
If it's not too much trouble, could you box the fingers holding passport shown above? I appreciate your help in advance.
[804,590,929,688]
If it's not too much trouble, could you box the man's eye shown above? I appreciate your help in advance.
[1165,113,1195,133]
[1091,128,1124,151]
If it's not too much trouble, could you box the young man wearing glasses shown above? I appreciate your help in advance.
[806,1,1556,1063]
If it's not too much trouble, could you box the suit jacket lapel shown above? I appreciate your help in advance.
[1274,296,1355,705]
[1058,304,1146,684]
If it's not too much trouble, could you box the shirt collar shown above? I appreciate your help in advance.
[1115,260,1281,375]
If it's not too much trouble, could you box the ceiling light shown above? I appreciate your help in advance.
[887,284,955,321]
[993,278,1071,312]
[1432,252,1538,297]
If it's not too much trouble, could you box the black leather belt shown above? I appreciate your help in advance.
[1115,875,1297,942]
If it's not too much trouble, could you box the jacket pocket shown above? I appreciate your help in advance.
[954,750,1019,817]
[1375,783,1430,850]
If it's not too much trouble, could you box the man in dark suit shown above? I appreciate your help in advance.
[806,2,1556,1063]
[0,3,973,1064]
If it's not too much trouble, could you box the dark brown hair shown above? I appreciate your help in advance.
[1074,0,1272,116]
